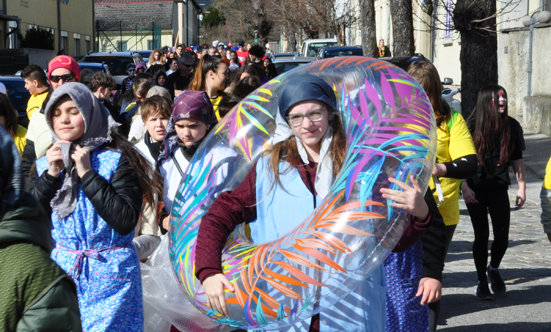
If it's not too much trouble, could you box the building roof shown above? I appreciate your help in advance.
[95,0,174,31]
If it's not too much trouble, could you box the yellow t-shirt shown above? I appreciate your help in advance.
[429,111,476,226]
[13,125,27,156]
[26,89,49,120]
[543,157,551,190]
[211,95,223,121]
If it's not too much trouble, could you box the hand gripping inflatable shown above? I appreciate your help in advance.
[168,56,437,329]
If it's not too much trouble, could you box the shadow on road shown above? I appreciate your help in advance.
[443,240,539,264]
[438,321,551,332]
[441,268,551,288]
[438,284,551,329]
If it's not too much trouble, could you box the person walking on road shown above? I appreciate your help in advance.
[462,85,526,300]
[407,61,478,330]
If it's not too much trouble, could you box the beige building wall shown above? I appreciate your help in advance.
[98,31,173,52]
[2,0,93,56]
[347,0,461,85]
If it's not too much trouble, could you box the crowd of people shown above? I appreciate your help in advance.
[0,39,545,332]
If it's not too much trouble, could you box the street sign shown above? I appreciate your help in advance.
[254,39,258,44]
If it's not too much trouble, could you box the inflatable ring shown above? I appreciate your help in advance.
[168,56,437,329]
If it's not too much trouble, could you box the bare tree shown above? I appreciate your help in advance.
[306,0,360,45]
[390,0,415,56]
[407,0,521,118]
[359,0,378,57]
[202,0,276,44]
[269,0,313,52]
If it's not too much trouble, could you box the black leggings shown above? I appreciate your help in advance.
[466,189,510,282]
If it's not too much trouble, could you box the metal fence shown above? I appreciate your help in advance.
[96,21,163,52]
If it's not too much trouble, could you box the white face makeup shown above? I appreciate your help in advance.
[498,90,507,113]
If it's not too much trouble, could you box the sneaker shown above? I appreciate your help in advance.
[476,281,494,300]
[487,265,506,294]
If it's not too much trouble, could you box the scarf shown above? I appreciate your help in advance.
[44,83,119,219]
[179,141,203,162]
[273,112,334,199]
[144,131,163,162]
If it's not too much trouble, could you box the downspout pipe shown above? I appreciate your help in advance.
[3,0,7,48]
[387,1,391,42]
[58,0,62,52]
[430,1,438,62]
[528,9,541,97]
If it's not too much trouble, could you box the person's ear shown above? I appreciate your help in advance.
[32,79,39,87]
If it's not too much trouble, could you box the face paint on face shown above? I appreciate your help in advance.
[498,90,506,113]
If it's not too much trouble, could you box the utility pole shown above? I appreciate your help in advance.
[57,0,62,52]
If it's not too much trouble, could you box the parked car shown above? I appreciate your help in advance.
[380,53,429,71]
[0,76,31,127]
[271,56,316,76]
[268,53,296,60]
[79,52,142,87]
[300,38,338,57]
[78,62,112,76]
[316,46,363,60]
[133,50,152,60]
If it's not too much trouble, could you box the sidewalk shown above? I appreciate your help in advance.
[437,131,551,331]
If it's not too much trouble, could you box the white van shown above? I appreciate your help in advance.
[301,38,338,57]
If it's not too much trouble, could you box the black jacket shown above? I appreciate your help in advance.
[28,153,143,236]
[420,191,447,281]
[21,140,36,183]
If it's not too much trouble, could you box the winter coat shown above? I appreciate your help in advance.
[0,192,82,332]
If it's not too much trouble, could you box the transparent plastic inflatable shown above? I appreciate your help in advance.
[168,56,437,330]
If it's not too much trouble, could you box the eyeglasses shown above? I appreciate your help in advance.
[50,74,75,83]
[286,109,325,127]
[127,69,135,73]
[181,63,194,68]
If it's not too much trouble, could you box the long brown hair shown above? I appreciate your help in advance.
[188,55,226,91]
[467,85,511,165]
[104,130,163,208]
[0,94,18,136]
[265,108,346,190]
[407,61,451,128]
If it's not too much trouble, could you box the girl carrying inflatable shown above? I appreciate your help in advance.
[195,75,437,331]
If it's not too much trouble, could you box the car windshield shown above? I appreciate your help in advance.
[81,56,133,76]
[0,79,30,113]
[274,62,310,75]
[323,48,363,58]
[306,42,337,57]
[79,65,106,73]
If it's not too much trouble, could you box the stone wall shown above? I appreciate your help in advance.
[523,96,551,135]
[499,24,551,130]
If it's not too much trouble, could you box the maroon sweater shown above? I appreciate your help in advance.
[195,160,432,331]
[195,161,433,282]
